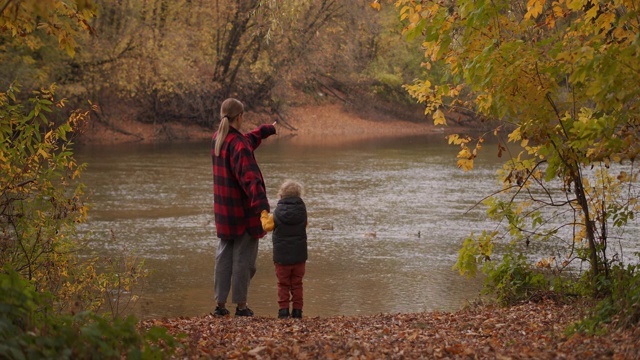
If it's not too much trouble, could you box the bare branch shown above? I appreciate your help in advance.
[0,0,15,16]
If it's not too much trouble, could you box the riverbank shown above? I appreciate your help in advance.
[142,299,639,359]
[78,103,459,145]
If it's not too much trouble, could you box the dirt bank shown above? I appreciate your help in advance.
[78,104,455,146]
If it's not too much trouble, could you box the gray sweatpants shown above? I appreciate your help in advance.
[214,232,259,305]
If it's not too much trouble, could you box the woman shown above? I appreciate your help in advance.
[211,98,276,317]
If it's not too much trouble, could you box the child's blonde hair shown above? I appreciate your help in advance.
[277,179,303,199]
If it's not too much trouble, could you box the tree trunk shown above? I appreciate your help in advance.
[572,169,600,286]
[213,0,261,96]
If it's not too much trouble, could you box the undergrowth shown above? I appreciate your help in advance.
[481,251,640,335]
[0,268,181,359]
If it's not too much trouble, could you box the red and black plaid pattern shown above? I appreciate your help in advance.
[212,124,276,240]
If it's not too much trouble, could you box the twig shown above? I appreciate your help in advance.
[1,0,14,16]
[273,108,297,131]
[314,77,349,104]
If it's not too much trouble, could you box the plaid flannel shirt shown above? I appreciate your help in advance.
[212,124,276,240]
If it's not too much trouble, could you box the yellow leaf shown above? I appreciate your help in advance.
[524,0,545,20]
[507,127,522,143]
[595,12,615,33]
[370,1,381,11]
[37,148,50,159]
[457,147,472,159]
[447,134,470,145]
[400,5,412,16]
[409,12,420,24]
[611,27,626,41]
[546,14,556,29]
[457,158,474,171]
[433,109,447,125]
[552,4,565,17]
[64,40,76,57]
[585,3,599,21]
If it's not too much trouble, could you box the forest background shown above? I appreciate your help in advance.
[1,0,439,144]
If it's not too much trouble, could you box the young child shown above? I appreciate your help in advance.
[261,179,308,319]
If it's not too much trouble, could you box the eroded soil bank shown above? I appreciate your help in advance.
[77,104,460,146]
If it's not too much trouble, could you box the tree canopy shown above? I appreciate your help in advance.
[389,0,640,309]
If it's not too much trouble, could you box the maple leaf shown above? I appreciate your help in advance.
[525,0,545,20]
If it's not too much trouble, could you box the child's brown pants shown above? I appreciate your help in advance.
[274,262,306,310]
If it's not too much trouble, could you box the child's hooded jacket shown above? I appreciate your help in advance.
[272,196,307,265]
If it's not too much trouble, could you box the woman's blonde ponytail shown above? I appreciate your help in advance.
[214,98,244,157]
[214,116,229,156]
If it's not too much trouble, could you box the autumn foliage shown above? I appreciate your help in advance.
[387,0,640,316]
[1,2,172,357]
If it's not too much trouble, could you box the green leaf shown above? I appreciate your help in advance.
[405,18,426,42]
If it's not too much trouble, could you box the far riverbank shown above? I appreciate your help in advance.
[78,104,466,146]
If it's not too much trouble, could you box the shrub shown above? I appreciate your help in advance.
[571,254,640,334]
[483,252,550,305]
[0,268,179,359]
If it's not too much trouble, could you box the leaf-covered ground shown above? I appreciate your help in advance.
[142,300,639,359]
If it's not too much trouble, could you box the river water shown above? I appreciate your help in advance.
[74,133,524,319]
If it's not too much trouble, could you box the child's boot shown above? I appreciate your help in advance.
[278,308,290,319]
[291,309,302,319]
